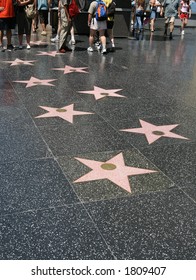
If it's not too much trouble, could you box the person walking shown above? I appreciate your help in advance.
[0,0,16,51]
[16,0,35,49]
[36,0,51,35]
[149,0,161,32]
[87,0,107,54]
[104,0,116,52]
[134,0,145,39]
[178,0,191,35]
[58,0,72,53]
[160,0,180,40]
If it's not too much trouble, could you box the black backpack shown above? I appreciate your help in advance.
[107,0,116,16]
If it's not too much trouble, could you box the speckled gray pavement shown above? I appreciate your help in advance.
[0,27,196,260]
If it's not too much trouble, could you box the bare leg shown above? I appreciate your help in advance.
[0,30,3,46]
[107,28,115,48]
[26,34,31,45]
[6,29,12,45]
[18,34,23,46]
[89,29,96,48]
[70,26,75,43]
[99,29,106,50]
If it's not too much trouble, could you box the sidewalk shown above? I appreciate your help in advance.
[0,28,196,259]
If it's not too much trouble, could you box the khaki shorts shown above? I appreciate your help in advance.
[90,18,107,31]
[165,16,175,24]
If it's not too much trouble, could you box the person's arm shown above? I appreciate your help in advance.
[88,13,92,26]
[48,0,51,11]
[189,5,192,18]
[64,3,71,21]
[160,1,165,16]
[16,0,33,6]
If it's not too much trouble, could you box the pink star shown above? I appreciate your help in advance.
[120,119,189,144]
[30,40,47,45]
[35,104,94,123]
[13,76,57,88]
[4,58,36,66]
[78,86,126,100]
[74,152,157,193]
[36,51,60,57]
[51,65,88,74]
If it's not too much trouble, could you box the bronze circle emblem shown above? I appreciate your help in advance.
[101,163,117,170]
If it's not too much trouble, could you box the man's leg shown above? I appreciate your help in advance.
[169,18,175,39]
[99,29,106,53]
[59,18,72,52]
[6,29,12,46]
[0,29,3,46]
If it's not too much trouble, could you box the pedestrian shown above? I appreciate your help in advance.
[87,0,107,54]
[134,0,145,39]
[149,0,161,32]
[58,0,72,53]
[178,0,191,35]
[16,0,35,49]
[160,0,180,40]
[0,0,16,51]
[36,0,51,35]
[104,0,116,52]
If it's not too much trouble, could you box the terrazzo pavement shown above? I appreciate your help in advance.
[0,27,196,259]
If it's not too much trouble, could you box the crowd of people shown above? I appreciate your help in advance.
[0,0,194,52]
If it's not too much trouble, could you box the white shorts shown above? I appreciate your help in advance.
[90,18,107,31]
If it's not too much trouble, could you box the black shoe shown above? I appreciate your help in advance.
[164,30,167,37]
[0,45,5,52]
[169,32,173,40]
[7,44,14,50]
[109,47,115,52]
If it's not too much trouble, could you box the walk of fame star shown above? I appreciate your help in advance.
[78,86,126,100]
[36,51,60,57]
[30,41,47,45]
[51,65,89,74]
[74,152,157,193]
[4,59,36,66]
[13,76,57,88]
[35,104,94,123]
[120,119,189,144]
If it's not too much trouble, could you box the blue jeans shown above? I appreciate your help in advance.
[134,10,144,30]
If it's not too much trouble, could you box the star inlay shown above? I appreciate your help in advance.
[74,152,157,193]
[35,104,94,123]
[120,119,189,144]
[13,76,57,88]
[78,86,126,100]
[36,51,60,57]
[30,40,47,45]
[4,58,36,66]
[51,65,89,74]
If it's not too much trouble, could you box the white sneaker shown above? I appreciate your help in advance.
[101,48,107,54]
[51,36,59,42]
[87,46,93,52]
[181,30,185,35]
[69,39,76,45]
[27,44,31,49]
[18,45,23,49]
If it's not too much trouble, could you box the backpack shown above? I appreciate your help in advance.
[69,0,80,18]
[107,0,116,17]
[95,0,107,21]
